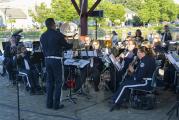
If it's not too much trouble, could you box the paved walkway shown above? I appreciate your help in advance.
[0,75,178,120]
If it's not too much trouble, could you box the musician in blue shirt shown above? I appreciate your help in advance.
[109,40,137,92]
[40,18,73,110]
[17,46,42,95]
[110,46,156,111]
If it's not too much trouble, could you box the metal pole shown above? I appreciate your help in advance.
[95,19,97,40]
[17,81,21,120]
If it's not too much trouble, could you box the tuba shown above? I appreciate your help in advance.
[60,22,78,37]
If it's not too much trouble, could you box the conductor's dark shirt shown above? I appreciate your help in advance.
[40,29,72,57]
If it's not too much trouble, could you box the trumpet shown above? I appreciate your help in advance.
[121,56,138,82]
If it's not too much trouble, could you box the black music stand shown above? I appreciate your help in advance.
[167,86,179,120]
[109,54,123,92]
[73,66,90,99]
[65,59,90,99]
[62,66,77,104]
[109,54,122,71]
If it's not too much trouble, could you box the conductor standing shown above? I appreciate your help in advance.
[40,18,73,110]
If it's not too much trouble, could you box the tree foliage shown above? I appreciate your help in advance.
[98,0,125,22]
[109,0,144,12]
[139,0,160,23]
[51,0,79,21]
[138,0,177,23]
[29,0,179,27]
[29,3,53,27]
[30,0,125,26]
[157,0,177,22]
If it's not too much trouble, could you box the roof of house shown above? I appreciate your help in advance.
[0,8,27,19]
[125,8,136,15]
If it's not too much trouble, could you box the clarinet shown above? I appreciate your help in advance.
[121,56,138,83]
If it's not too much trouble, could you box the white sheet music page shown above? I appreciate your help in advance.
[64,50,73,59]
[64,59,75,65]
[165,53,176,64]
[109,54,122,71]
[64,59,90,68]
[78,59,90,68]
[80,50,97,57]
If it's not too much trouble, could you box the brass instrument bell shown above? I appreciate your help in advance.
[104,35,112,48]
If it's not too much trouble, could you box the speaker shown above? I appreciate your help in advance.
[88,10,103,17]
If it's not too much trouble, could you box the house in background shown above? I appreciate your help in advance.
[0,0,51,29]
[121,8,137,27]
[124,8,137,21]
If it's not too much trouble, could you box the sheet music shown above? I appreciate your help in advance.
[80,50,97,57]
[64,50,73,59]
[165,53,179,69]
[165,53,176,64]
[176,62,179,68]
[109,54,122,71]
[64,59,90,68]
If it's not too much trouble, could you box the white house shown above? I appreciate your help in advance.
[124,8,137,21]
[0,0,51,29]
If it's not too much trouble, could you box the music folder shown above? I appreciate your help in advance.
[64,59,90,68]
[109,54,123,71]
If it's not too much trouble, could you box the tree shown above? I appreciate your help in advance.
[132,16,143,26]
[110,0,144,12]
[156,0,177,22]
[139,0,160,23]
[30,0,125,26]
[98,0,125,22]
[51,0,78,21]
[29,3,53,28]
[176,4,179,19]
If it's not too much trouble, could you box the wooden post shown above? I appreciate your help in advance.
[71,0,101,37]
[80,0,88,36]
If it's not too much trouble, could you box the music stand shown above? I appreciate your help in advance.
[62,66,77,104]
[109,54,123,71]
[64,59,90,98]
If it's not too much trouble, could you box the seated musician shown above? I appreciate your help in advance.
[17,45,42,95]
[152,34,165,53]
[111,46,156,110]
[150,35,174,90]
[133,29,144,45]
[109,40,137,92]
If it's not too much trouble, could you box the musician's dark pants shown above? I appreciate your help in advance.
[4,58,16,84]
[112,78,150,106]
[91,66,101,91]
[1,60,7,76]
[45,58,63,108]
[20,69,41,93]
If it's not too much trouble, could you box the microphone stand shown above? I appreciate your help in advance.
[12,36,24,120]
[13,45,24,120]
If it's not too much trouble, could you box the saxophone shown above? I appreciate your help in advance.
[121,56,138,82]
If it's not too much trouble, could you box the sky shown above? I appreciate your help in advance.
[174,0,179,4]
